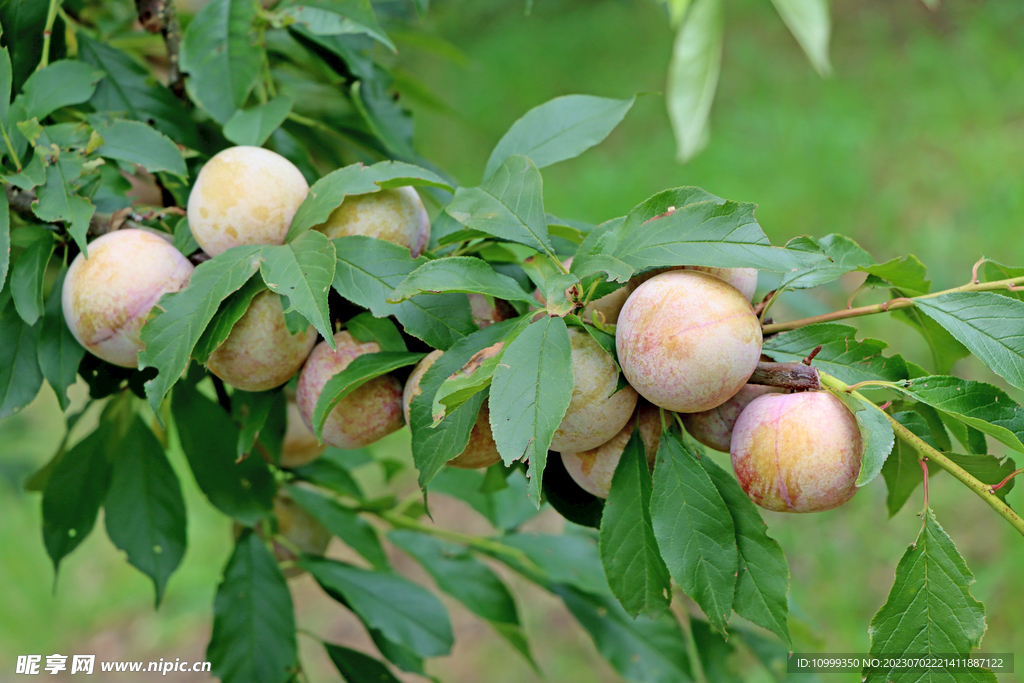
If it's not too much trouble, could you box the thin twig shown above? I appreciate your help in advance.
[990,468,1024,494]
[38,0,61,71]
[5,184,145,237]
[135,0,186,99]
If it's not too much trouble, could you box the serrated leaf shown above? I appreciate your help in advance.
[332,235,476,350]
[389,256,535,304]
[914,292,1024,390]
[140,246,263,416]
[763,322,909,384]
[345,312,406,351]
[979,259,1024,302]
[31,156,96,255]
[576,187,827,277]
[881,412,939,517]
[489,315,574,503]
[865,511,996,682]
[76,33,198,148]
[388,530,537,668]
[667,0,722,162]
[939,411,987,456]
[310,351,425,439]
[0,182,9,288]
[699,456,791,647]
[944,453,1018,500]
[10,230,54,325]
[892,305,969,374]
[556,585,695,683]
[19,60,103,121]
[103,415,187,605]
[431,341,507,424]
[779,233,874,290]
[898,376,1024,455]
[851,397,895,487]
[771,0,831,76]
[193,276,265,364]
[599,429,672,618]
[288,161,451,240]
[446,155,553,255]
[324,643,401,683]
[91,118,187,179]
[179,0,262,124]
[42,418,114,575]
[208,530,297,683]
[861,254,931,295]
[260,230,335,343]
[279,0,394,50]
[650,430,736,633]
[409,319,520,487]
[484,94,635,179]
[172,382,275,525]
[303,557,454,658]
[287,484,389,569]
[37,269,84,411]
[0,297,43,418]
[223,96,293,147]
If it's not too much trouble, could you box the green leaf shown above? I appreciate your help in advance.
[980,259,1024,302]
[891,305,969,374]
[31,156,96,255]
[667,0,722,162]
[577,187,826,277]
[881,412,938,518]
[173,218,200,256]
[0,185,9,288]
[542,450,605,529]
[700,457,791,647]
[0,297,43,418]
[232,390,279,459]
[914,292,1024,390]
[762,322,909,384]
[324,643,401,683]
[193,275,265,364]
[172,382,275,525]
[0,1,56,93]
[484,94,635,180]
[332,235,476,350]
[19,60,103,121]
[208,530,297,683]
[445,155,554,255]
[489,315,574,502]
[37,268,85,411]
[389,256,535,304]
[260,230,336,343]
[350,73,415,159]
[556,586,695,683]
[345,312,407,351]
[940,411,987,456]
[497,533,609,595]
[861,254,931,295]
[223,96,294,146]
[388,530,537,667]
[429,467,540,532]
[139,246,263,416]
[851,398,895,487]
[771,0,831,76]
[91,118,187,179]
[409,319,519,487]
[779,233,874,290]
[311,351,425,439]
[650,430,736,633]
[865,511,996,683]
[431,341,507,424]
[42,417,114,575]
[288,161,451,240]
[278,1,395,51]
[287,484,390,569]
[303,557,454,657]
[76,33,198,148]
[103,415,187,605]
[944,453,1018,501]
[599,428,671,618]
[899,376,1024,455]
[179,0,263,124]
[291,448,365,498]
[10,230,54,325]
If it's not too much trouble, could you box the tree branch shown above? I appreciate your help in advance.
[135,0,186,99]
[747,361,821,390]
[5,184,144,237]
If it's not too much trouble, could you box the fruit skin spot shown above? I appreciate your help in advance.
[187,146,309,257]
[730,391,863,513]
[313,186,431,257]
[616,269,762,413]
[63,229,194,368]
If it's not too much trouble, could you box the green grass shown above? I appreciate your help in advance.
[3,1,1024,681]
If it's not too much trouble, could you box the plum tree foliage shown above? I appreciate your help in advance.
[1,1,1023,682]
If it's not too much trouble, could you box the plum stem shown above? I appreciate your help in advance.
[920,457,930,514]
[761,275,1024,335]
[970,257,988,285]
[37,0,60,71]
[748,361,821,391]
[990,468,1024,494]
[819,372,1024,539]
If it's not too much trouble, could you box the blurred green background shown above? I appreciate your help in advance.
[3,0,1024,681]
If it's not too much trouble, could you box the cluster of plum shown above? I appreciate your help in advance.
[61,145,865,531]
